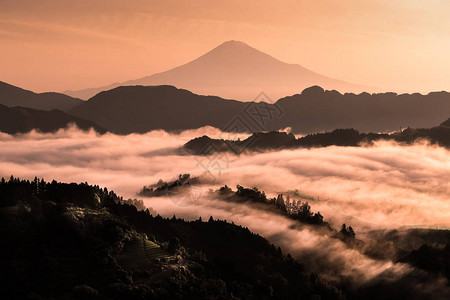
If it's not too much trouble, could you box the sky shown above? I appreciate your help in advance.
[1,0,449,94]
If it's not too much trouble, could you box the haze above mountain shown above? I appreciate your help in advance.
[65,41,372,101]
[0,81,82,111]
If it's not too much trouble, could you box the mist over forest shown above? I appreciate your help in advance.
[2,2,450,297]
[1,127,449,298]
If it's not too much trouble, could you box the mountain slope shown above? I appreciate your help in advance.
[0,177,344,299]
[68,85,244,134]
[272,87,450,133]
[69,85,450,134]
[65,40,372,101]
[0,103,105,134]
[0,81,83,111]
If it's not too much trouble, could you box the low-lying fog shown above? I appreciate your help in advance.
[1,126,449,288]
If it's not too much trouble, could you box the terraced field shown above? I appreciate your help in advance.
[116,237,172,271]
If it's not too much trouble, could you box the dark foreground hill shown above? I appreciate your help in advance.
[183,118,450,154]
[1,177,448,299]
[69,85,450,134]
[0,103,105,134]
[0,177,342,299]
[0,81,83,111]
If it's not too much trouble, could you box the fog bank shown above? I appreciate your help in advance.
[1,127,449,288]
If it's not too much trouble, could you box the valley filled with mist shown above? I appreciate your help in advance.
[1,126,449,298]
[2,3,450,297]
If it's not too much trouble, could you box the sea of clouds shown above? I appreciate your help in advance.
[1,126,449,291]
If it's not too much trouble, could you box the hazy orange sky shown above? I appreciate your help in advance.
[1,0,449,94]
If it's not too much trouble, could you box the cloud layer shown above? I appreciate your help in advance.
[1,127,449,289]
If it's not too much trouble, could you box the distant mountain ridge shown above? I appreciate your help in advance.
[2,79,450,136]
[69,84,450,134]
[68,85,245,134]
[65,40,373,101]
[274,86,450,133]
[0,81,83,111]
[0,103,105,134]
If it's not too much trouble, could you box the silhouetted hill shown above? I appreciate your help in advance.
[0,177,343,299]
[69,85,244,134]
[0,81,83,111]
[65,40,372,101]
[183,120,450,154]
[184,132,298,155]
[68,85,450,134]
[0,103,105,134]
[274,87,450,133]
[2,177,449,298]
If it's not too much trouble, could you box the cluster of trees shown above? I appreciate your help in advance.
[219,185,327,226]
[0,176,118,208]
[339,224,356,239]
[217,185,360,246]
[272,194,324,225]
[234,184,267,202]
[139,174,200,197]
[142,179,354,239]
[0,176,148,212]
